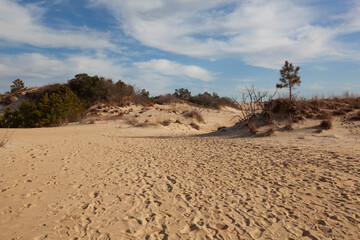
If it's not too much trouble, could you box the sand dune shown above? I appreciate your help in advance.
[1,109,360,239]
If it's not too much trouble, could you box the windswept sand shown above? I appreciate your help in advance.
[1,115,360,239]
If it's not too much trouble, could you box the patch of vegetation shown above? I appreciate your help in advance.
[248,120,258,135]
[276,61,301,102]
[319,111,333,130]
[1,85,83,128]
[0,130,13,148]
[68,73,138,108]
[10,79,27,93]
[190,122,200,130]
[183,110,204,123]
[188,92,237,109]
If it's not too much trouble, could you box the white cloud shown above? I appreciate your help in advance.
[133,59,214,82]
[0,54,214,95]
[89,0,359,69]
[0,53,127,89]
[0,0,115,50]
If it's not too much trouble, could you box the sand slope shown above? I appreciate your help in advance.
[1,120,360,239]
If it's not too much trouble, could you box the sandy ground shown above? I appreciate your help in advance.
[1,108,360,239]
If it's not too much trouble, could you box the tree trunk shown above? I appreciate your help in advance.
[289,86,292,101]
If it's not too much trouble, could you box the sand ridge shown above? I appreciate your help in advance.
[1,121,359,239]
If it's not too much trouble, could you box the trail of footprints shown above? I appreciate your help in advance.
[1,135,360,239]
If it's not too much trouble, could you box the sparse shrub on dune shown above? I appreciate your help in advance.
[0,130,13,148]
[320,111,333,129]
[266,126,275,136]
[264,111,274,125]
[161,119,171,126]
[183,110,204,123]
[350,112,360,121]
[284,115,294,131]
[188,92,238,109]
[248,120,258,135]
[154,94,181,105]
[190,122,200,130]
[125,116,139,127]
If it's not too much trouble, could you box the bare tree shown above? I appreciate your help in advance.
[234,85,277,122]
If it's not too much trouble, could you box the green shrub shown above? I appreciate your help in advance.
[68,74,136,107]
[11,79,26,93]
[0,87,83,128]
[189,92,237,109]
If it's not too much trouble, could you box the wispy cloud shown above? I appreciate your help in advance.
[0,54,215,95]
[89,0,360,69]
[133,59,214,82]
[0,0,115,50]
[0,53,127,88]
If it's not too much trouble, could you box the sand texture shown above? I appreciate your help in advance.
[1,117,360,239]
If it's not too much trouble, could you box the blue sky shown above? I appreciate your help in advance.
[0,0,359,97]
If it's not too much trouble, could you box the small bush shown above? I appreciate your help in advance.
[351,112,360,121]
[184,110,204,123]
[154,94,180,105]
[248,121,258,135]
[10,79,26,93]
[266,126,275,136]
[161,119,171,126]
[320,111,333,129]
[264,111,274,125]
[189,92,237,109]
[320,120,332,129]
[0,130,13,148]
[190,122,200,130]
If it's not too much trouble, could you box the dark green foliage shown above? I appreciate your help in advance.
[154,94,180,105]
[155,90,237,109]
[189,92,237,109]
[174,88,191,101]
[1,87,83,128]
[276,61,301,101]
[11,79,26,93]
[68,74,136,107]
[37,88,84,126]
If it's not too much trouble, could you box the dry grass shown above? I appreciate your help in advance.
[0,130,13,148]
[320,111,333,129]
[190,122,200,130]
[266,126,275,136]
[248,121,258,135]
[184,110,204,123]
[161,119,171,126]
[351,111,360,121]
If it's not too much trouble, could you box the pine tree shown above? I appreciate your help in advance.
[276,61,301,101]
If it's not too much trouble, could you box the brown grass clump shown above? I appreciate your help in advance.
[161,119,171,126]
[266,126,275,136]
[184,110,204,123]
[126,116,139,126]
[284,115,294,131]
[320,120,333,129]
[190,122,200,130]
[248,121,258,135]
[349,111,360,121]
[0,130,13,148]
[264,111,274,125]
[319,111,333,129]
